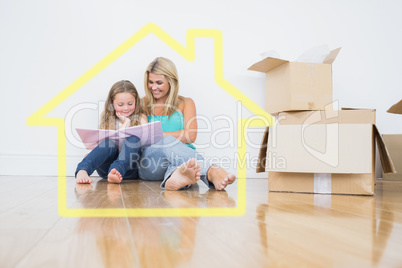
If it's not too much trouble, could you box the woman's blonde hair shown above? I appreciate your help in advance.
[143,57,182,117]
[99,80,144,129]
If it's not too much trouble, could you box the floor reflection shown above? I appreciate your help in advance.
[74,181,136,267]
[161,185,236,209]
[72,180,236,267]
[256,192,395,267]
[122,185,236,267]
[127,190,199,268]
[74,180,125,208]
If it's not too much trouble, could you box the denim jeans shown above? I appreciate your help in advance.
[138,136,214,189]
[75,136,141,180]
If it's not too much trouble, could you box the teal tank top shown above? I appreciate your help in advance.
[148,110,196,150]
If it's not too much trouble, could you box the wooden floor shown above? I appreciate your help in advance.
[1,176,402,268]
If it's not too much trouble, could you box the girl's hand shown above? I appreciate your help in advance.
[116,112,131,129]
[116,112,130,123]
[116,112,125,122]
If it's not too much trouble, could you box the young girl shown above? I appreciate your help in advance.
[76,80,148,184]
[139,57,236,190]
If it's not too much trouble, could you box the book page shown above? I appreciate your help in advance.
[76,121,163,150]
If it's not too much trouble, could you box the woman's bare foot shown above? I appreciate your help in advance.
[165,158,201,191]
[207,165,236,190]
[108,168,123,184]
[76,170,93,184]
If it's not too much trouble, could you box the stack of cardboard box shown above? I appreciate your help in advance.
[249,48,394,195]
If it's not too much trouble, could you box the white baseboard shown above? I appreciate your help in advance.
[0,153,82,176]
[0,153,267,178]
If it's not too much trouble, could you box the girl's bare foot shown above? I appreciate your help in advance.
[108,168,123,184]
[76,170,93,184]
[165,158,201,191]
[207,165,236,190]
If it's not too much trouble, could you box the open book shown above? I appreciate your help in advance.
[76,121,163,150]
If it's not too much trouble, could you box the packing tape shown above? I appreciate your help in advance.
[314,194,331,208]
[314,173,332,194]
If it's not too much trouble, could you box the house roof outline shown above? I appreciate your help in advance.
[26,23,273,217]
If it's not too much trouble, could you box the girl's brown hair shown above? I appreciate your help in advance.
[99,80,144,129]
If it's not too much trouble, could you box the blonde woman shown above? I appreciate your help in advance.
[139,57,236,190]
[75,80,147,184]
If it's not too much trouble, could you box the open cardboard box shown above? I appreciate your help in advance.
[382,99,402,180]
[382,135,402,180]
[257,109,395,195]
[248,48,341,115]
[387,99,402,114]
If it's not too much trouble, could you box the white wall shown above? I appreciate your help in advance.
[0,0,401,178]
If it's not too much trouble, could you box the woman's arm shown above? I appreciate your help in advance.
[140,114,148,125]
[164,97,197,144]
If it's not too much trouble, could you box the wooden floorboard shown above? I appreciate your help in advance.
[0,176,402,268]
[0,177,58,213]
[0,177,75,268]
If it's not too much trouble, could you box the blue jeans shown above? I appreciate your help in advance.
[75,136,141,180]
[138,136,214,189]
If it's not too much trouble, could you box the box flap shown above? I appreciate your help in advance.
[373,125,396,173]
[387,99,402,115]
[257,127,269,173]
[382,135,402,180]
[278,110,376,125]
[248,57,288,73]
[322,47,341,64]
[382,135,402,176]
[341,107,375,111]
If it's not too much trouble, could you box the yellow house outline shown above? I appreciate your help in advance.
[26,23,273,217]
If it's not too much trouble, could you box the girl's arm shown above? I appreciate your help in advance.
[164,97,197,144]
[116,112,131,129]
[117,113,148,129]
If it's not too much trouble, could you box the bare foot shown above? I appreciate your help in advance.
[165,158,201,191]
[108,168,123,184]
[76,170,93,184]
[207,165,236,190]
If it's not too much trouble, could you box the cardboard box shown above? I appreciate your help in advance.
[248,48,341,115]
[257,109,395,195]
[387,99,402,114]
[382,135,402,180]
[382,100,402,180]
[268,172,375,195]
[267,123,373,174]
